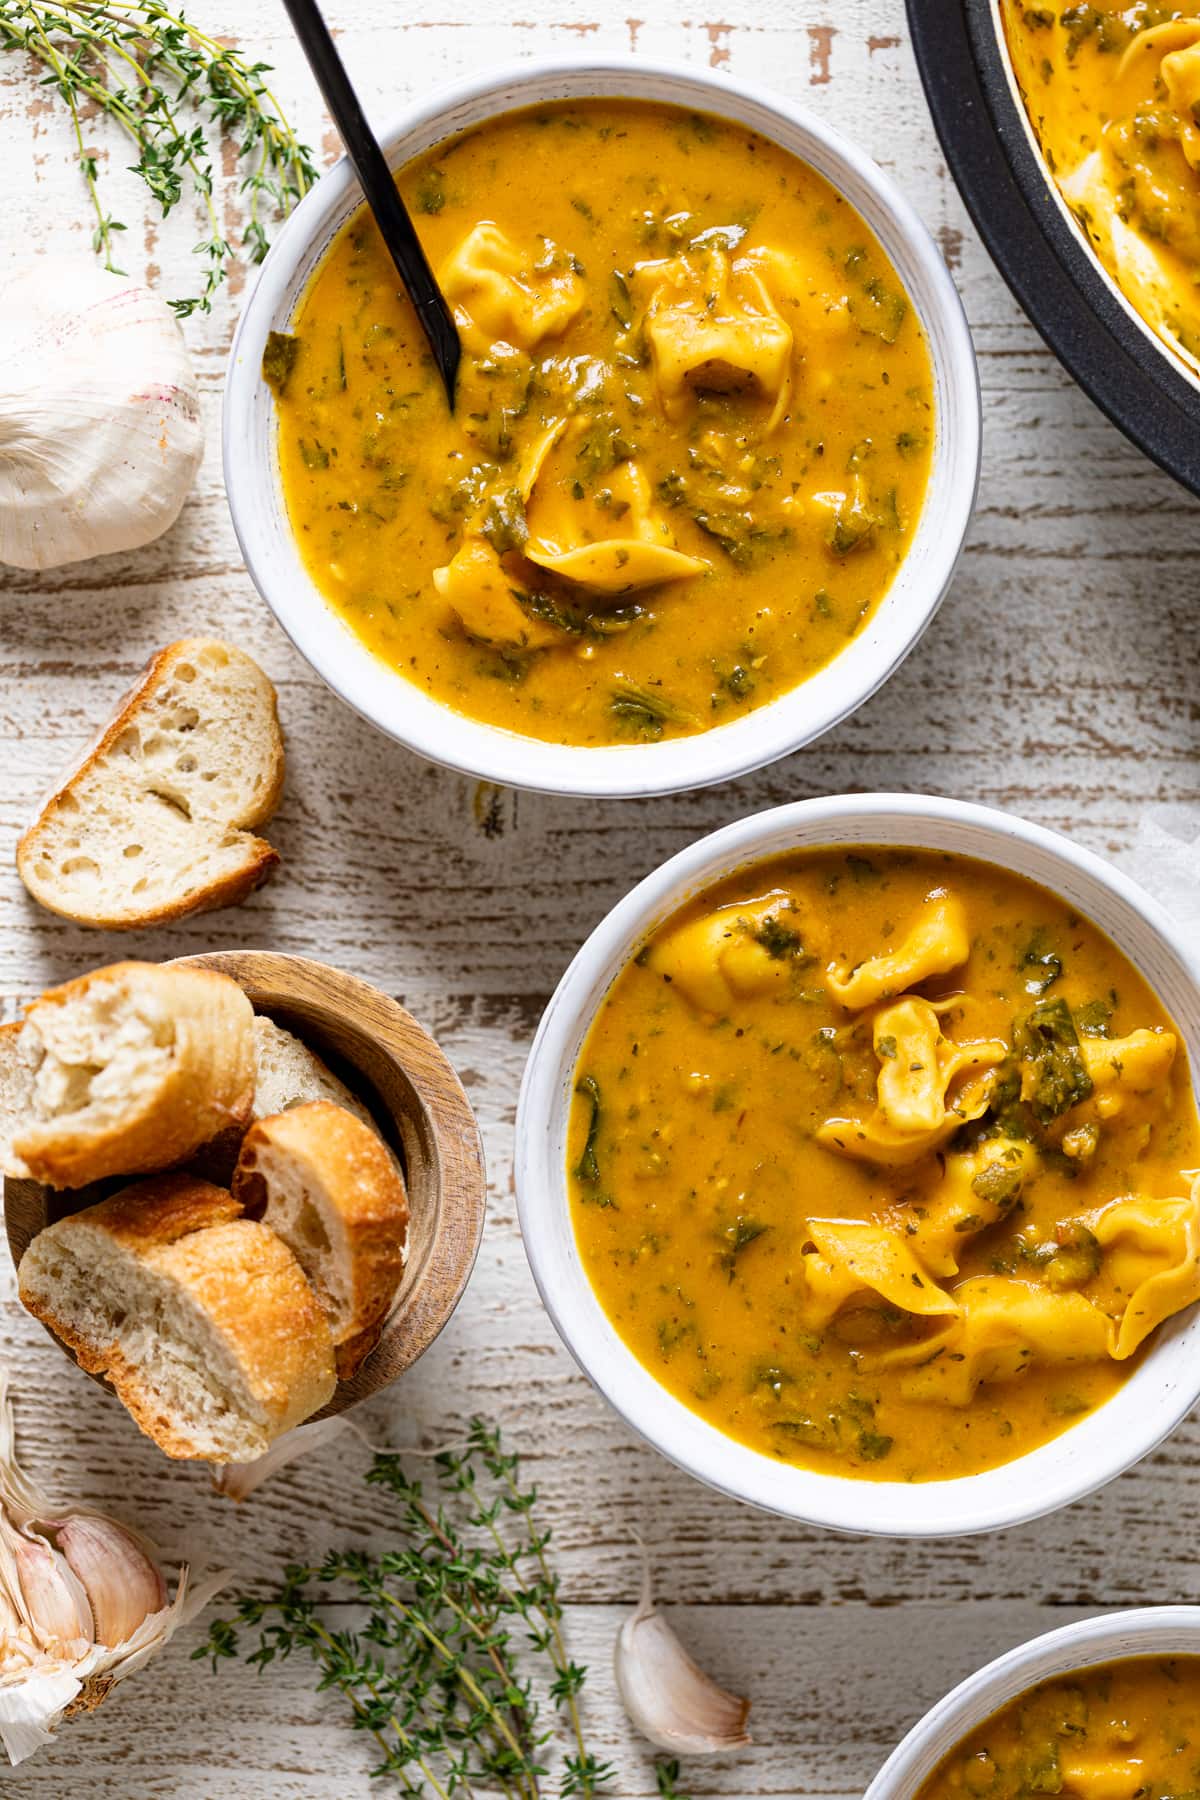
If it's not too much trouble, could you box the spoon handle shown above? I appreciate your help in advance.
[281,0,460,406]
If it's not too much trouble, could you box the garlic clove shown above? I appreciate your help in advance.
[614,1550,752,1756]
[12,1537,93,1655]
[52,1517,166,1649]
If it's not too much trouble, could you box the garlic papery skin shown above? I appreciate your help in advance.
[0,1372,228,1765]
[614,1552,752,1756]
[51,1516,166,1648]
[0,258,203,570]
[211,1414,351,1501]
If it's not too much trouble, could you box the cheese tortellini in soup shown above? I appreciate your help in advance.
[569,845,1200,1482]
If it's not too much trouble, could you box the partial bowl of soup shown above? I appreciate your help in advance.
[515,793,1200,1533]
[224,57,980,796]
[867,1607,1200,1800]
[906,3,1200,495]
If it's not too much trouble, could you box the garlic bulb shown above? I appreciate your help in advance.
[614,1545,752,1756]
[0,1373,227,1766]
[0,258,203,570]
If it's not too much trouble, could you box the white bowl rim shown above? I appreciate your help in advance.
[223,53,981,798]
[866,1605,1200,1800]
[514,791,1200,1535]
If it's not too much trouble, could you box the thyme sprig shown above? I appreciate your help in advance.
[198,1420,636,1798]
[0,0,317,315]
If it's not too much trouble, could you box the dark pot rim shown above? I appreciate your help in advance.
[906,0,1200,497]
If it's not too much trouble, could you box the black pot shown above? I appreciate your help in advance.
[906,0,1200,495]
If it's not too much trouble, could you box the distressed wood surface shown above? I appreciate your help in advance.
[2,1,1200,1794]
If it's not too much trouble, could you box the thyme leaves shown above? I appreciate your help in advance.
[197,1422,666,1798]
[0,0,318,317]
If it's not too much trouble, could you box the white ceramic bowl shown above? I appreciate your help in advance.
[224,57,981,797]
[515,793,1200,1534]
[867,1606,1200,1800]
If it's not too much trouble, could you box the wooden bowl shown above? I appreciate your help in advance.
[3,951,487,1420]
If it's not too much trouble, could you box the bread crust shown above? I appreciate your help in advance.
[18,1173,335,1461]
[16,638,284,931]
[233,1100,409,1381]
[14,962,256,1189]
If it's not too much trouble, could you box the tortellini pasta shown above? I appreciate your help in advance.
[440,223,584,355]
[649,895,812,1016]
[1089,1187,1200,1358]
[1051,1757,1149,1800]
[826,892,969,1009]
[524,459,709,596]
[874,998,1007,1134]
[801,1217,959,1330]
[817,996,1005,1167]
[432,537,558,649]
[631,244,794,426]
[1162,35,1200,171]
[873,1277,1114,1407]
[739,246,852,347]
[1079,1028,1177,1122]
[901,1137,1039,1279]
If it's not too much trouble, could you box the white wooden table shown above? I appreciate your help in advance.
[3,3,1199,1794]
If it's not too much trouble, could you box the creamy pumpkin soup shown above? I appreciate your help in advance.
[1002,3,1200,375]
[568,848,1200,1481]
[917,1656,1200,1800]
[267,101,934,746]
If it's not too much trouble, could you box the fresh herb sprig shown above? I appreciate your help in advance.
[199,1420,662,1798]
[0,0,317,315]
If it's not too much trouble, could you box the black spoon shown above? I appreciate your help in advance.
[281,0,461,407]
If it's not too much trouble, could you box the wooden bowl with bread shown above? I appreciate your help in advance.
[3,951,486,1453]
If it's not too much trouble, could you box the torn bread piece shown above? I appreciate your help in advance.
[0,1021,33,1179]
[17,638,284,930]
[12,962,255,1189]
[232,1100,409,1381]
[17,1173,336,1462]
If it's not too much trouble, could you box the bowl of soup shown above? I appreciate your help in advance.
[867,1607,1200,1800]
[515,793,1200,1532]
[224,57,980,796]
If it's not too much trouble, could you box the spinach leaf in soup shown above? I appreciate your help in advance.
[262,330,301,395]
[1013,996,1093,1125]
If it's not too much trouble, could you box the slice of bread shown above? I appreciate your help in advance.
[17,639,284,930]
[18,1173,336,1462]
[13,962,255,1189]
[0,1021,33,1179]
[232,1101,409,1381]
[251,1015,376,1129]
